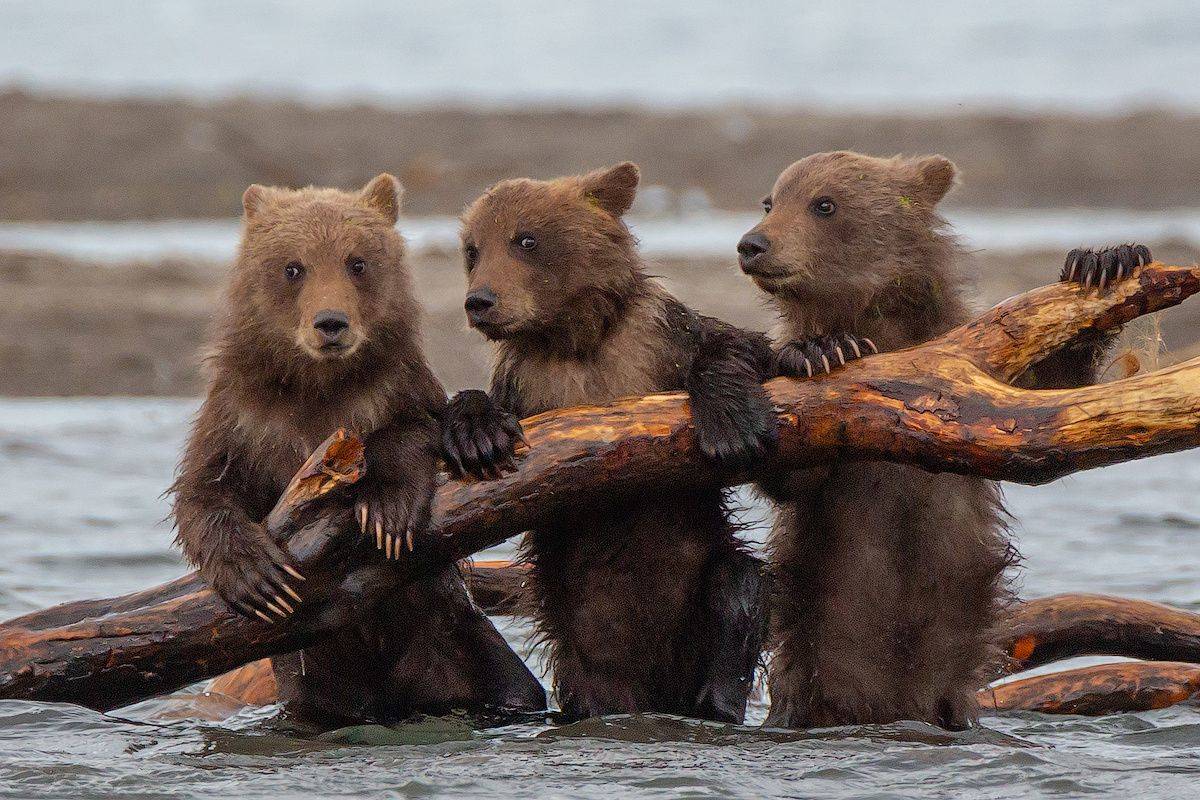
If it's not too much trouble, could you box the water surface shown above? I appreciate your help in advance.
[2,209,1199,265]
[2,1,1198,111]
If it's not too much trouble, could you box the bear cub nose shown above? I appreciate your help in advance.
[464,288,497,325]
[313,309,351,343]
[737,233,771,271]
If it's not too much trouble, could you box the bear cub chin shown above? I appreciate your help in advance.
[443,162,779,722]
[171,175,544,726]
[737,149,1151,729]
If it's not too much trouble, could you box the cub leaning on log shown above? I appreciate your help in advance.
[443,163,775,722]
[170,176,545,725]
[736,149,1151,729]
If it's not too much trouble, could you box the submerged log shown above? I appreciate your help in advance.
[999,593,1200,675]
[979,661,1200,715]
[2,262,1200,711]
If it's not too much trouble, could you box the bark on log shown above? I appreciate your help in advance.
[2,262,1200,711]
[979,661,1200,715]
[998,593,1200,675]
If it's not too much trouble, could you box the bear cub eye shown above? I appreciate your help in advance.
[761,198,773,215]
[811,197,837,217]
[463,243,479,269]
[284,262,303,281]
[516,234,537,250]
[347,257,367,276]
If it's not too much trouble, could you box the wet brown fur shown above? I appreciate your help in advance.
[457,164,770,721]
[171,177,544,725]
[742,152,1109,729]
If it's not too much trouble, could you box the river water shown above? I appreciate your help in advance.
[2,398,1200,798]
[2,1,1199,112]
[3,209,1200,264]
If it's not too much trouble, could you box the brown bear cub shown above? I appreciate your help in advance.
[171,176,544,725]
[443,163,776,722]
[736,150,1151,729]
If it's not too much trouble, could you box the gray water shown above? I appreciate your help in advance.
[3,397,1200,798]
[3,208,1200,265]
[2,1,1199,111]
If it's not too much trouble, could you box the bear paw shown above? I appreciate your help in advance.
[692,384,778,468]
[441,389,525,480]
[355,488,433,561]
[1061,244,1151,290]
[207,530,305,624]
[776,333,877,379]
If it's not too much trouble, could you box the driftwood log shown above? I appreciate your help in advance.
[980,661,1200,715]
[3,261,1200,712]
[999,593,1200,675]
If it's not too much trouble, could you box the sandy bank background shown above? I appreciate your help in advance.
[5,92,1200,220]
[4,239,1197,397]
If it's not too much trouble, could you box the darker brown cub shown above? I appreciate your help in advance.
[171,176,544,724]
[738,151,1147,729]
[445,163,776,722]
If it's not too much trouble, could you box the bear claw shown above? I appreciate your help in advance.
[358,499,419,560]
[213,549,304,623]
[777,333,877,379]
[1062,244,1151,289]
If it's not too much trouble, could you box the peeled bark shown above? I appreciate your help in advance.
[979,661,1200,715]
[2,262,1200,711]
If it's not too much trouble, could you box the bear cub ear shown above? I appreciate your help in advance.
[579,161,641,218]
[359,173,404,224]
[910,156,959,206]
[242,184,273,220]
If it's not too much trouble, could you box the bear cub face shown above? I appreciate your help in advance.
[737,151,957,309]
[233,174,408,366]
[459,162,641,343]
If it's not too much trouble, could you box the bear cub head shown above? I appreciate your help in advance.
[230,174,411,372]
[737,151,958,318]
[459,162,642,348]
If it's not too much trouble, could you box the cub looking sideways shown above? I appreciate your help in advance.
[444,163,775,722]
[736,150,1150,728]
[171,175,544,725]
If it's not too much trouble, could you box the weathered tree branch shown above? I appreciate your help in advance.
[979,661,1200,715]
[2,262,1199,711]
[997,593,1200,675]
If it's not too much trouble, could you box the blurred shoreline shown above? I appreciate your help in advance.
[5,91,1200,219]
[3,242,1196,397]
